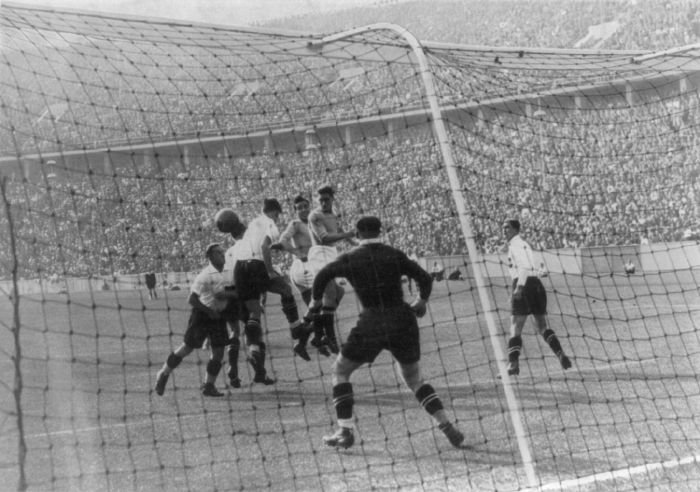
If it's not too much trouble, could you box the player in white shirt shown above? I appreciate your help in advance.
[154,243,237,397]
[503,219,572,376]
[233,199,306,382]
[220,220,249,389]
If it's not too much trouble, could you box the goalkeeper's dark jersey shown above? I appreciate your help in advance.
[311,242,432,309]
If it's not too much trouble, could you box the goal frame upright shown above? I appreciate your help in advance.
[310,23,539,488]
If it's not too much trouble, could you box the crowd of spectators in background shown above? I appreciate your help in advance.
[5,95,698,278]
[1,0,699,279]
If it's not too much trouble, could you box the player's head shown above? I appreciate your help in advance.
[317,185,335,213]
[230,221,247,240]
[205,243,225,269]
[293,194,310,222]
[503,219,520,240]
[263,198,283,221]
[355,215,382,239]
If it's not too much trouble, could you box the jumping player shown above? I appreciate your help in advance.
[233,198,306,383]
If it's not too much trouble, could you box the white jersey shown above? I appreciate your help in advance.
[236,214,279,261]
[506,234,538,287]
[223,241,247,286]
[190,264,228,312]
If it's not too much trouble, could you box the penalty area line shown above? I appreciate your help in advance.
[530,454,700,491]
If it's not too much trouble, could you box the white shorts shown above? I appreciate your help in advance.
[307,245,338,277]
[289,257,314,291]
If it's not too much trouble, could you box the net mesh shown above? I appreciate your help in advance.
[2,3,700,491]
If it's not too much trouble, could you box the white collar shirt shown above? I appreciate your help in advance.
[507,234,538,286]
[223,241,247,285]
[190,264,228,312]
[236,214,280,261]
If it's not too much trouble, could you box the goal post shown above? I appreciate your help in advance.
[2,3,700,491]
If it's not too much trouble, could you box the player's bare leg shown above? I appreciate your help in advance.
[400,361,464,448]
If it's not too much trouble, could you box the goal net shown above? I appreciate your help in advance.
[1,3,699,491]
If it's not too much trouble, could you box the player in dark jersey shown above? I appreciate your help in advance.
[309,216,464,450]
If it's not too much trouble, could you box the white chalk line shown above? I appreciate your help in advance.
[528,454,700,491]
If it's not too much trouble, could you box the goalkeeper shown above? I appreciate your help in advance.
[309,216,465,450]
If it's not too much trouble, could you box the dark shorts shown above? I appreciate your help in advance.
[341,304,420,365]
[234,260,270,302]
[220,289,244,324]
[183,308,228,349]
[511,277,547,316]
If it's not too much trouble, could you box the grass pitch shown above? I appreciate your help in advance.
[1,272,699,491]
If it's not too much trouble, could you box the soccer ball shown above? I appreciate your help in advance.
[214,208,240,233]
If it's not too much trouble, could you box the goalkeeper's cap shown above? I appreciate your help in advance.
[356,216,382,236]
[293,194,309,205]
[263,198,283,213]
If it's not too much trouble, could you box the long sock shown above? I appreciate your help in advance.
[244,318,262,344]
[332,382,354,428]
[508,335,522,363]
[162,352,182,375]
[205,359,222,384]
[542,329,564,356]
[415,383,444,416]
[248,342,267,377]
[228,337,240,379]
[319,307,336,345]
[310,312,324,342]
[281,294,300,325]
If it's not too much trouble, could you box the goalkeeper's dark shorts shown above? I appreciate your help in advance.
[341,304,420,365]
[184,308,228,349]
[511,277,547,316]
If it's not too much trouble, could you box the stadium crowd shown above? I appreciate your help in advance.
[1,0,699,279]
[5,92,698,278]
[3,0,700,154]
